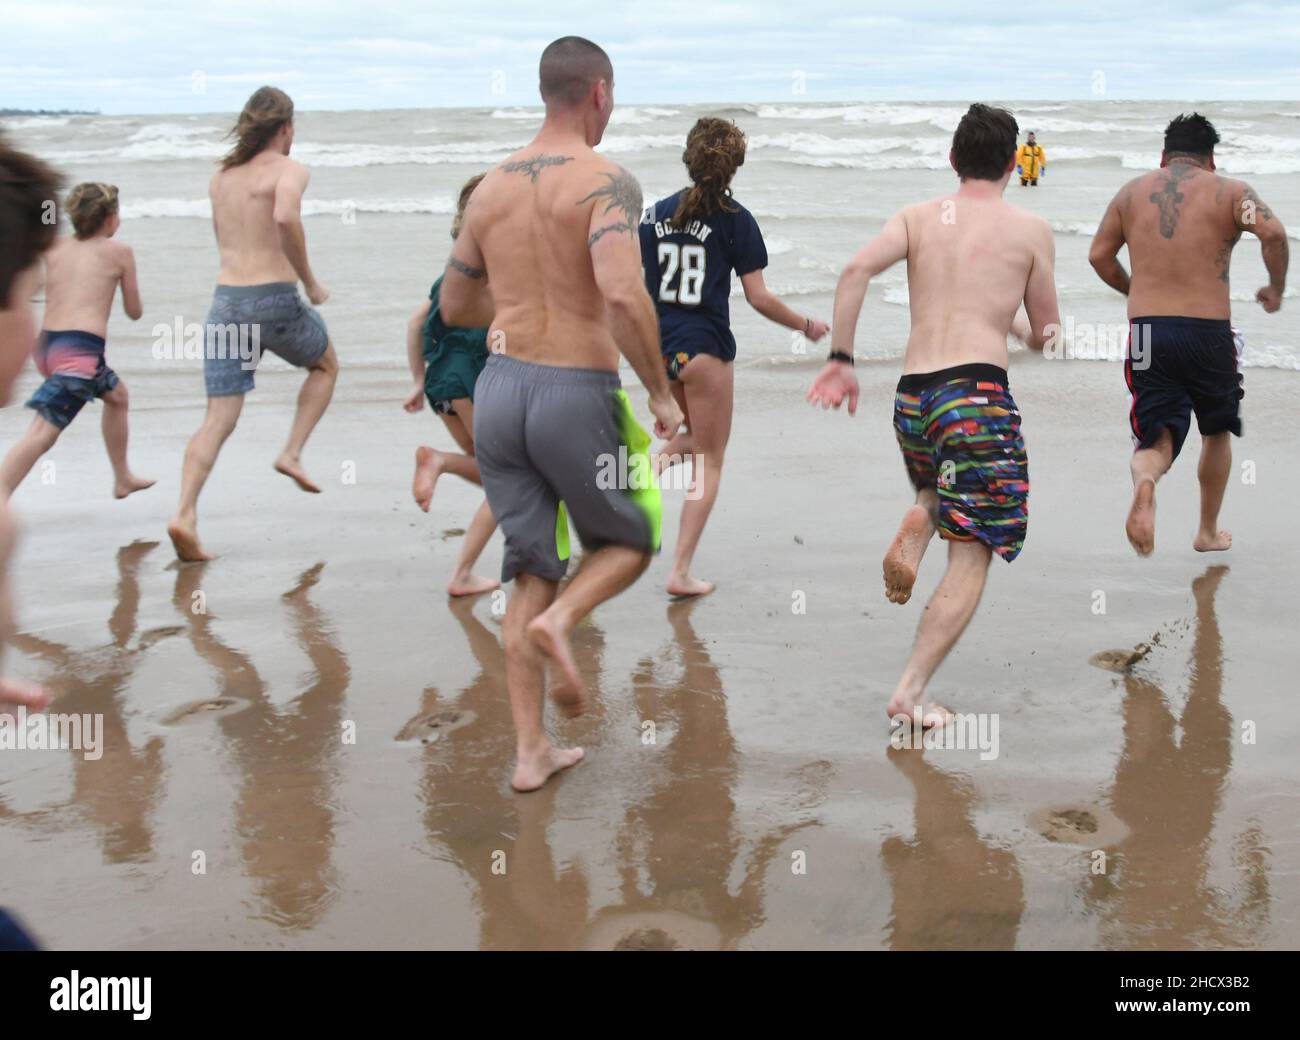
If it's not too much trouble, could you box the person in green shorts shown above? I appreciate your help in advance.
[403,172,499,597]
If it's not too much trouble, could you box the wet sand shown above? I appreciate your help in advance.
[1,354,1297,949]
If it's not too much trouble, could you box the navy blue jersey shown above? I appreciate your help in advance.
[638,189,768,362]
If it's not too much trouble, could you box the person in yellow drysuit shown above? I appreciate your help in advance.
[1016,131,1046,186]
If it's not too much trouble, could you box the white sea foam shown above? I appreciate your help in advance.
[122,196,457,219]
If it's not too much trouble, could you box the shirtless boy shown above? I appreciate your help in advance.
[168,86,339,560]
[1089,113,1288,556]
[0,182,152,500]
[440,37,683,791]
[808,104,1060,728]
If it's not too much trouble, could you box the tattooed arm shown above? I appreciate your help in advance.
[1236,183,1289,312]
[1089,189,1130,296]
[583,163,678,434]
[440,215,494,328]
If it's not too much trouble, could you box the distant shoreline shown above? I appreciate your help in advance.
[1,108,98,116]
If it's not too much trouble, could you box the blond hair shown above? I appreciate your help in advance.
[451,172,487,239]
[221,86,294,169]
[66,182,119,239]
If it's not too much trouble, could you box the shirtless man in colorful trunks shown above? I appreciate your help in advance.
[440,36,683,791]
[167,86,339,561]
[1089,112,1288,556]
[808,104,1060,729]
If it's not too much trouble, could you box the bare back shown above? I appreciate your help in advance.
[42,236,133,337]
[464,145,639,369]
[210,151,303,285]
[901,194,1053,372]
[1114,164,1245,318]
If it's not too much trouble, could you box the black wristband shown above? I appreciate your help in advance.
[827,350,854,366]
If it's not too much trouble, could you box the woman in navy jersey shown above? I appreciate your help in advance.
[640,118,829,596]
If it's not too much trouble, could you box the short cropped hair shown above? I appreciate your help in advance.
[539,36,613,108]
[1164,113,1219,158]
[951,104,1019,181]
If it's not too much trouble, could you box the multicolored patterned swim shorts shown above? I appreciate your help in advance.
[893,363,1028,562]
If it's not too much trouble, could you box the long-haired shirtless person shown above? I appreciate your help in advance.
[440,37,684,791]
[1089,113,1288,556]
[807,104,1060,729]
[167,86,339,560]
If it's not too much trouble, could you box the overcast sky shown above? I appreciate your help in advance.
[3,0,1297,113]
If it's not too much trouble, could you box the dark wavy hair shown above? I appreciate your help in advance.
[221,86,294,169]
[671,117,746,229]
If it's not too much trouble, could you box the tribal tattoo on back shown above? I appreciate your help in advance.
[501,153,574,182]
[578,166,644,247]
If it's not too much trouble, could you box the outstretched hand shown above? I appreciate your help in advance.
[807,361,860,416]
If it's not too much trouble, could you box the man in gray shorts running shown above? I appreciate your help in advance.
[441,37,683,792]
[167,86,339,561]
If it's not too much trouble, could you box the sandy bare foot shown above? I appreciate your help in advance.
[883,504,932,604]
[1126,477,1156,556]
[447,573,499,597]
[167,518,214,562]
[1194,528,1232,552]
[412,446,444,512]
[667,574,714,598]
[511,745,585,792]
[527,612,587,717]
[0,677,50,718]
[886,698,955,730]
[113,475,156,500]
[274,455,322,494]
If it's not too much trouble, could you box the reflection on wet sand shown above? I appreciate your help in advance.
[1088,566,1270,948]
[1,540,176,862]
[408,598,824,949]
[882,748,1024,950]
[405,597,601,950]
[173,561,350,932]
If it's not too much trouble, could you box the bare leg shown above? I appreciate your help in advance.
[448,499,499,597]
[883,486,939,604]
[886,538,992,728]
[274,343,338,493]
[506,572,584,791]
[100,382,154,499]
[167,394,244,561]
[1193,431,1232,552]
[0,502,48,715]
[1126,428,1173,556]
[527,545,651,717]
[412,400,481,511]
[666,356,732,597]
[652,381,693,476]
[0,414,60,498]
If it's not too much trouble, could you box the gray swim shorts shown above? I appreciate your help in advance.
[203,282,329,397]
[473,354,662,583]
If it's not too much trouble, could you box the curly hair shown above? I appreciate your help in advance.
[0,133,63,305]
[451,172,486,240]
[66,181,119,239]
[670,117,746,230]
[221,86,294,170]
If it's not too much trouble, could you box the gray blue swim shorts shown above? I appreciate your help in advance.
[203,282,329,397]
[473,354,662,583]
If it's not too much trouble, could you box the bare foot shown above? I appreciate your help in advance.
[667,574,714,598]
[447,573,499,597]
[511,744,585,792]
[167,517,214,561]
[412,446,445,512]
[1194,528,1232,552]
[1126,477,1156,556]
[113,474,156,500]
[886,697,954,730]
[883,504,932,604]
[274,455,322,494]
[527,611,587,717]
[0,677,50,718]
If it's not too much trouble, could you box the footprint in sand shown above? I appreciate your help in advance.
[136,625,185,651]
[396,708,477,745]
[1089,644,1152,673]
[613,928,678,951]
[162,696,253,724]
[1030,803,1128,846]
[582,910,721,952]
